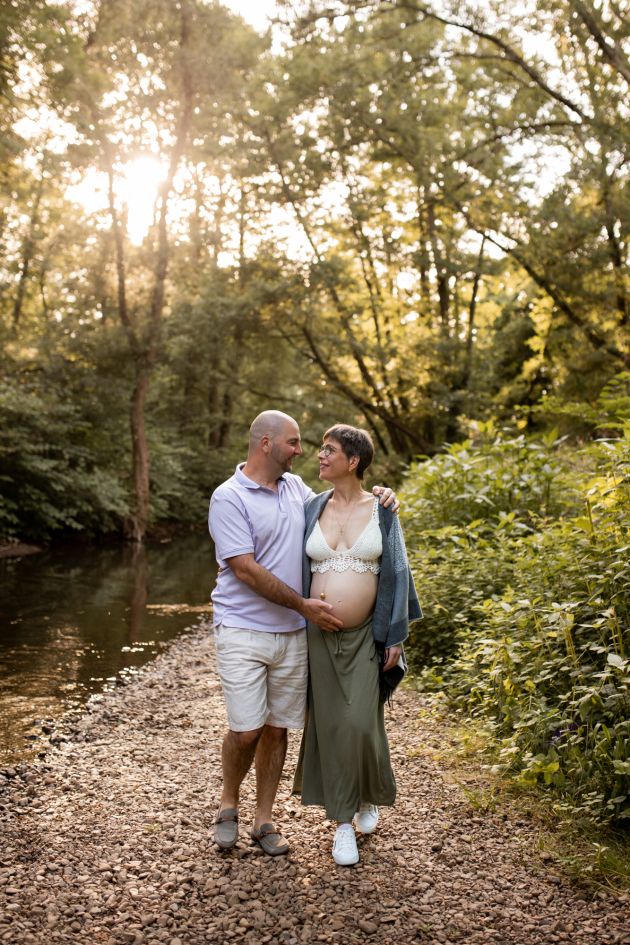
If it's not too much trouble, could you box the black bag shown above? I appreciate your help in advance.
[376,644,407,705]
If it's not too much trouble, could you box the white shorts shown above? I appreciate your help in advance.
[213,624,308,731]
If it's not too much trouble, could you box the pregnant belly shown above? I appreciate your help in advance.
[310,569,378,628]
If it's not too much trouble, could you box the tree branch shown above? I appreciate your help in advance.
[455,205,630,368]
[302,0,593,122]
[570,0,630,85]
[146,0,194,366]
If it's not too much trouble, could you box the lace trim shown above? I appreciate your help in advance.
[311,556,381,575]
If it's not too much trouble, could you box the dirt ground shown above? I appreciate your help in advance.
[1,623,629,945]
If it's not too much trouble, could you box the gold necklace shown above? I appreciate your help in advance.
[318,494,361,600]
[331,495,360,537]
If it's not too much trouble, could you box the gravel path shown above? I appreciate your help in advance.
[1,623,629,945]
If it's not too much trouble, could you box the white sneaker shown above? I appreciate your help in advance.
[332,824,359,865]
[354,803,379,834]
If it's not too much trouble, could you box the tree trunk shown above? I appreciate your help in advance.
[217,181,248,449]
[125,365,151,543]
[97,0,194,543]
[12,170,45,327]
[462,236,485,391]
[599,163,628,326]
[426,201,450,336]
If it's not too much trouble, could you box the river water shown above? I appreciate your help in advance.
[0,533,216,765]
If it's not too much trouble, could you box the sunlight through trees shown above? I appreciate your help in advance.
[1,0,628,541]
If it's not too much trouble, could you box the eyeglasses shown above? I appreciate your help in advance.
[318,445,339,458]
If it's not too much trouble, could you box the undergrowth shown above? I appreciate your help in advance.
[415,692,630,891]
[402,409,630,832]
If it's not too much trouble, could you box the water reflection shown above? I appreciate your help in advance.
[0,533,216,764]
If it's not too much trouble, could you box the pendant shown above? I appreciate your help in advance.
[319,591,326,600]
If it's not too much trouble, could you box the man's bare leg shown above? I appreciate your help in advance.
[219,727,262,811]
[253,724,288,830]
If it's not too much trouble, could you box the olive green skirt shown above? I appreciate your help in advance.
[292,617,396,823]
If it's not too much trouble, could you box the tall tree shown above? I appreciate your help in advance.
[51,0,265,540]
[273,0,629,427]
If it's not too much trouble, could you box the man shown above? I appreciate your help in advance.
[208,410,395,855]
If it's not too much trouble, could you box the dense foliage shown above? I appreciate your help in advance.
[1,0,628,540]
[402,412,630,824]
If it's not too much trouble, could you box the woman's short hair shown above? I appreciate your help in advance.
[324,424,374,479]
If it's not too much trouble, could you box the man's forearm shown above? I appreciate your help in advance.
[231,558,306,615]
[227,553,342,631]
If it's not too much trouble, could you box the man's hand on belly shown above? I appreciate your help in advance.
[302,598,344,632]
[227,553,344,631]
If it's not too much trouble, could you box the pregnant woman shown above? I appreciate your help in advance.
[293,424,421,865]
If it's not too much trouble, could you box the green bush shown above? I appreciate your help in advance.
[0,376,216,541]
[401,424,580,664]
[0,380,130,540]
[402,425,630,824]
[402,421,578,530]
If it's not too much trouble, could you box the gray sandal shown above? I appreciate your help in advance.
[214,808,238,849]
[250,822,290,856]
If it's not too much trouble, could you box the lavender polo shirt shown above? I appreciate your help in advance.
[208,464,314,632]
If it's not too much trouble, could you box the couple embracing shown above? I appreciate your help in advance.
[208,410,421,866]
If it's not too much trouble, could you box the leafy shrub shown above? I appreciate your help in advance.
[401,424,580,664]
[148,430,210,525]
[0,376,214,541]
[402,421,578,530]
[0,380,129,540]
[402,424,630,824]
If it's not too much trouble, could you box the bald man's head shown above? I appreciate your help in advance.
[246,410,302,476]
[249,410,299,447]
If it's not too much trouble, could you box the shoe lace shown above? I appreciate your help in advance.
[335,828,356,852]
[359,803,377,815]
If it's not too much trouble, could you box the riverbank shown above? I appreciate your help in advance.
[1,623,629,945]
[0,522,208,560]
[0,532,215,766]
[0,542,43,559]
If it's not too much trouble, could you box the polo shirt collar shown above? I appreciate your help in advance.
[234,463,286,490]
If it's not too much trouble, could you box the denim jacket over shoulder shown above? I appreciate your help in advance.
[302,490,422,648]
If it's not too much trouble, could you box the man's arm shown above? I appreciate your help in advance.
[227,553,344,632]
[292,467,399,511]
[373,486,400,512]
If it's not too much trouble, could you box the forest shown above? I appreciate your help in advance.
[1,0,629,829]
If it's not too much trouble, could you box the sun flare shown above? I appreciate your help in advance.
[66,155,168,246]
[119,156,168,246]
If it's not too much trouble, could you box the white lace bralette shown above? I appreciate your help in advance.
[306,498,382,574]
